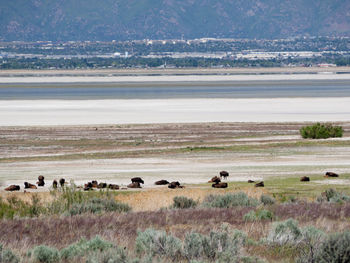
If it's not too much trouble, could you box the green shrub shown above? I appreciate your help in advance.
[203,192,260,208]
[260,194,275,205]
[85,247,129,263]
[300,123,343,139]
[135,228,182,261]
[182,225,246,262]
[32,245,60,263]
[0,244,19,263]
[316,231,350,263]
[171,196,198,209]
[317,188,350,203]
[297,226,326,263]
[60,236,114,260]
[68,198,131,215]
[266,219,302,245]
[243,209,274,222]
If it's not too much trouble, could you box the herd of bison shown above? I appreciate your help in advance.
[3,171,340,192]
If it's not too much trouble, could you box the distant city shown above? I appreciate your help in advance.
[1,37,350,69]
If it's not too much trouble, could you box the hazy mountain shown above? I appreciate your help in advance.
[1,0,350,41]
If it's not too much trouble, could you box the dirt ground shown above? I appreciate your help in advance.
[1,122,350,192]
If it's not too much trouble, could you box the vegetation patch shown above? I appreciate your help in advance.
[300,123,343,139]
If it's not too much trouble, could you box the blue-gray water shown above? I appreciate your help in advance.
[1,80,350,100]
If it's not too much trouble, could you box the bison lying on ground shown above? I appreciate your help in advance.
[248,180,255,183]
[24,182,37,189]
[108,184,119,190]
[131,177,144,184]
[168,181,184,189]
[37,176,45,186]
[300,176,310,182]
[5,185,20,191]
[128,182,142,188]
[97,182,107,189]
[208,176,221,184]
[84,182,93,191]
[219,171,229,180]
[325,172,339,178]
[155,180,169,185]
[212,182,228,188]
[255,181,264,187]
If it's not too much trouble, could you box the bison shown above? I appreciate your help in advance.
[97,182,107,189]
[168,181,181,189]
[155,180,169,185]
[59,178,65,187]
[52,180,58,189]
[248,180,255,183]
[300,176,310,182]
[128,182,142,188]
[84,182,93,191]
[24,182,37,189]
[255,181,264,187]
[212,182,228,188]
[208,176,221,184]
[108,184,120,190]
[325,172,339,178]
[5,185,20,191]
[91,180,98,188]
[36,176,45,187]
[131,177,144,184]
[219,171,229,180]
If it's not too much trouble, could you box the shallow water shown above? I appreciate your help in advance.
[1,79,350,99]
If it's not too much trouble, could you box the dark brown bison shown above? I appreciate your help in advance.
[219,171,229,180]
[168,181,181,189]
[131,177,144,184]
[5,185,20,191]
[255,181,264,187]
[155,180,169,185]
[59,178,65,187]
[212,182,228,188]
[52,180,58,189]
[108,184,120,190]
[84,182,93,191]
[248,180,255,183]
[36,176,45,186]
[325,172,339,178]
[24,182,37,189]
[97,182,107,189]
[91,180,98,188]
[208,176,221,184]
[300,176,310,182]
[128,182,142,188]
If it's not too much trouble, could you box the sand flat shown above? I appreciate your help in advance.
[0,97,349,126]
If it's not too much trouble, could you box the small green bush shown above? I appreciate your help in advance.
[316,231,350,263]
[171,196,198,209]
[203,192,260,208]
[68,198,131,215]
[260,194,275,205]
[85,247,129,263]
[135,228,182,261]
[243,209,274,221]
[266,219,302,245]
[32,245,60,263]
[300,123,343,139]
[317,188,350,203]
[0,244,19,263]
[60,236,114,260]
[297,226,326,263]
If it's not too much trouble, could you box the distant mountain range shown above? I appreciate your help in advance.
[1,0,350,41]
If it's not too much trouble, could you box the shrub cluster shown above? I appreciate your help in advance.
[68,198,131,215]
[243,209,274,222]
[136,224,247,262]
[0,244,19,263]
[300,123,343,139]
[316,188,350,203]
[171,196,198,209]
[202,192,259,208]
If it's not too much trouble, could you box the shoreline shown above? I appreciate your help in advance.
[2,72,350,84]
